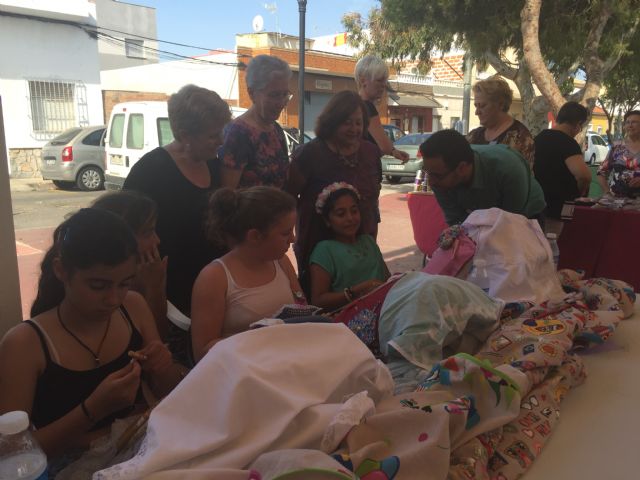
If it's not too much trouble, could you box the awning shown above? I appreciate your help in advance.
[388,93,442,108]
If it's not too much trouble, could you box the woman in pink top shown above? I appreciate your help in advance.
[190,187,304,362]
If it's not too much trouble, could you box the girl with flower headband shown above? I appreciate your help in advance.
[285,90,382,296]
[309,182,389,310]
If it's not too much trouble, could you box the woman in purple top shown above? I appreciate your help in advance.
[286,90,382,294]
[219,55,291,189]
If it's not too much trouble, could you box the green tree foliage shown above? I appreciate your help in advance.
[598,30,640,141]
[343,0,639,134]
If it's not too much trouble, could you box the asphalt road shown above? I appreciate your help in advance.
[10,189,103,230]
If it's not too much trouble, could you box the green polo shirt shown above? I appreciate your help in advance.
[433,144,546,225]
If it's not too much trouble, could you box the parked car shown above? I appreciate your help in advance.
[584,132,610,165]
[381,132,431,183]
[383,124,405,143]
[39,125,106,191]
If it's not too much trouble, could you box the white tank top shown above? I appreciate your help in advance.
[215,259,295,337]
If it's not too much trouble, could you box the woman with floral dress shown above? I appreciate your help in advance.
[597,110,640,198]
[219,55,291,189]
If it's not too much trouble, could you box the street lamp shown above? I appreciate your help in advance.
[297,0,307,144]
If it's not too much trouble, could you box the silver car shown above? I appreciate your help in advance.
[39,126,106,191]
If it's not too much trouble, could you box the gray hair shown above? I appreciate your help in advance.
[245,55,292,92]
[168,84,231,138]
[354,55,389,89]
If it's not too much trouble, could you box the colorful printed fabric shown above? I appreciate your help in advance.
[467,120,536,170]
[447,270,635,480]
[596,143,640,197]
[219,118,289,188]
[448,355,585,480]
[329,354,527,480]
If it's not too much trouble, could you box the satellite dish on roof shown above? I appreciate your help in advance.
[252,15,264,32]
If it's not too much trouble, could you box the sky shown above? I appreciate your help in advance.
[129,0,378,59]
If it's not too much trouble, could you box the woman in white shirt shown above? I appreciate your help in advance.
[190,186,303,362]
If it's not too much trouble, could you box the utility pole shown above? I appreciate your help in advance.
[0,97,23,336]
[461,53,473,134]
[297,0,307,143]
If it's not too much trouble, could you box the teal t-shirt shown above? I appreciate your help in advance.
[309,235,387,292]
[433,144,546,225]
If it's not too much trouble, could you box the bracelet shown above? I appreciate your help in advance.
[81,400,96,424]
[343,287,354,302]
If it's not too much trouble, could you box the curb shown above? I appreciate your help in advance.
[10,179,56,193]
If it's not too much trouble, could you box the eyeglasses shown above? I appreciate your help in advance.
[424,168,455,182]
[625,120,640,126]
[264,91,293,102]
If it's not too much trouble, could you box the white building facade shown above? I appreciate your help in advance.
[0,0,159,177]
[0,0,103,176]
[95,0,158,71]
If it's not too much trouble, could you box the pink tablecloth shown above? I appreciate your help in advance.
[558,206,640,291]
[406,191,448,257]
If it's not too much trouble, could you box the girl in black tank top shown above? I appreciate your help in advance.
[0,209,186,465]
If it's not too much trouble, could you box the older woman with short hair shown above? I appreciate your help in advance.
[286,90,382,293]
[467,75,535,168]
[355,55,409,162]
[123,84,231,318]
[219,54,292,189]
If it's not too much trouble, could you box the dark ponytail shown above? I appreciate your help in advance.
[30,209,138,317]
[30,234,65,318]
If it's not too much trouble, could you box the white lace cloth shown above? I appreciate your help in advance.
[94,323,394,479]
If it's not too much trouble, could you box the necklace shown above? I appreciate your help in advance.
[331,143,359,168]
[57,305,112,367]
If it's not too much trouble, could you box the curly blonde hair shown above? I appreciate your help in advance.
[472,75,513,112]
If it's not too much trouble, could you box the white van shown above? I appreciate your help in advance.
[104,101,172,190]
[104,101,246,189]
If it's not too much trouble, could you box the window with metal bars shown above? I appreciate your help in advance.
[27,80,88,140]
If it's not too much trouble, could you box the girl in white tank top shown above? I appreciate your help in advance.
[191,187,305,362]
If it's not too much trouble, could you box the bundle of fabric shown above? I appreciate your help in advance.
[378,273,504,371]
[93,322,532,479]
[444,271,636,479]
[95,323,395,479]
[462,208,565,303]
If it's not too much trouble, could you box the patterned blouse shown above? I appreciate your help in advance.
[596,143,640,197]
[467,119,535,169]
[219,117,289,188]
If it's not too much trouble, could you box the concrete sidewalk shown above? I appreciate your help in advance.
[9,177,56,192]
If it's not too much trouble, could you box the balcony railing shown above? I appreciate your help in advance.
[392,73,463,87]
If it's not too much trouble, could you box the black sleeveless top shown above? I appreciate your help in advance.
[26,306,144,430]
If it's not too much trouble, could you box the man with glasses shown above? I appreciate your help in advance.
[419,130,546,226]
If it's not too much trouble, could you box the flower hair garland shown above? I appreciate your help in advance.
[315,182,360,214]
